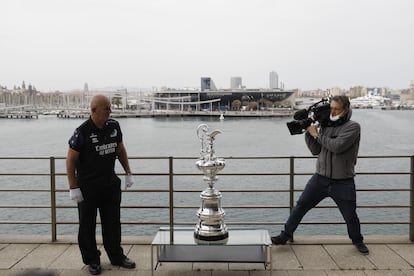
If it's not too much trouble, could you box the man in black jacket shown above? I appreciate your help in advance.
[272,95,369,255]
[66,94,136,274]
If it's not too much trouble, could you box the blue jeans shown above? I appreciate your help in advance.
[281,174,364,244]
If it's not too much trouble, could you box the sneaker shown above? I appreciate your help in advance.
[88,263,101,275]
[355,242,369,255]
[271,235,288,245]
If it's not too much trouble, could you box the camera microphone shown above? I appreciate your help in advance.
[293,109,308,120]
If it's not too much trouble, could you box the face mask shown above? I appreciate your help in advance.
[330,113,341,121]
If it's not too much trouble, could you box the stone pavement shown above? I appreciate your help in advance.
[0,235,414,276]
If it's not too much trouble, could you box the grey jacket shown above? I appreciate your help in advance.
[305,109,360,179]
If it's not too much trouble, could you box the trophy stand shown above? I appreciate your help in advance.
[194,124,228,243]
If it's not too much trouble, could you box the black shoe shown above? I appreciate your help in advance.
[88,263,101,275]
[116,257,136,269]
[271,235,288,245]
[355,242,369,255]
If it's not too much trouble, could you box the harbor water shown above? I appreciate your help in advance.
[1,109,414,237]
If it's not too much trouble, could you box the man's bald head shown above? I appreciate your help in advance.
[90,94,111,128]
[90,95,110,112]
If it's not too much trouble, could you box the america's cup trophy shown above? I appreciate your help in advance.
[194,124,228,242]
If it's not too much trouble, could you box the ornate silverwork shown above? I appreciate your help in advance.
[194,124,228,242]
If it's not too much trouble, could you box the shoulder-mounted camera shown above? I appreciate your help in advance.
[286,98,331,135]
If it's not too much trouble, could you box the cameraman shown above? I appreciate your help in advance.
[272,95,369,255]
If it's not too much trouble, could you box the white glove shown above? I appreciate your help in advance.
[125,174,134,189]
[69,188,84,203]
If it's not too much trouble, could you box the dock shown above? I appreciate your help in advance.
[1,235,414,275]
[0,112,39,119]
[0,107,294,119]
[109,110,294,119]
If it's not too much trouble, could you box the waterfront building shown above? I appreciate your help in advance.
[201,77,217,91]
[400,88,414,105]
[152,77,296,112]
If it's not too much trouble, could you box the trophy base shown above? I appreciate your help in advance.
[194,231,229,242]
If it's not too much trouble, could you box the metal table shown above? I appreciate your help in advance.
[151,227,272,275]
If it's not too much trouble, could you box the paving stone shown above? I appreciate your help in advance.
[7,269,60,276]
[291,245,338,270]
[13,244,69,269]
[228,262,266,270]
[2,238,414,275]
[364,270,407,275]
[127,245,152,271]
[325,270,366,276]
[0,244,38,269]
[151,271,210,276]
[388,244,414,266]
[211,271,248,276]
[271,245,302,270]
[286,271,327,276]
[193,263,228,271]
[250,271,289,276]
[58,269,91,276]
[366,244,412,270]
[324,244,376,270]
[155,262,192,271]
[48,244,84,270]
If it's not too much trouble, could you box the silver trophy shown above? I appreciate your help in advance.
[194,124,228,242]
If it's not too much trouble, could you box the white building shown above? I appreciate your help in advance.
[230,77,242,89]
[269,71,278,89]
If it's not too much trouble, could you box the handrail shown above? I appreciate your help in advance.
[0,155,412,242]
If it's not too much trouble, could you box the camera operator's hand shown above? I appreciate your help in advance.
[306,125,319,139]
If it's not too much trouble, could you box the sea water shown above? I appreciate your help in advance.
[1,109,413,236]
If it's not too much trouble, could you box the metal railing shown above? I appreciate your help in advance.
[0,155,413,241]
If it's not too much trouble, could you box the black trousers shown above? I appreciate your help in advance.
[281,174,364,244]
[77,177,125,265]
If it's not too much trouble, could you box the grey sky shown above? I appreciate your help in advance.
[1,0,413,91]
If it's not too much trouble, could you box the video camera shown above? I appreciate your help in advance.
[286,98,331,135]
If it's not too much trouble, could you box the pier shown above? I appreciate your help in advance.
[107,109,294,118]
[52,110,294,119]
[0,112,39,119]
[1,234,414,275]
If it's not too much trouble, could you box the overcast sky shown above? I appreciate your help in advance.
[1,0,413,92]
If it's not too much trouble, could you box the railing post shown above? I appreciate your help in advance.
[410,155,414,241]
[289,156,295,212]
[169,156,174,243]
[289,156,295,242]
[50,157,57,242]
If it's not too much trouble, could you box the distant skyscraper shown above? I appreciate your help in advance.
[83,83,89,93]
[230,77,242,89]
[269,71,279,89]
[201,77,217,91]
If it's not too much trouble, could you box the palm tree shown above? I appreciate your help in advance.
[231,100,241,110]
